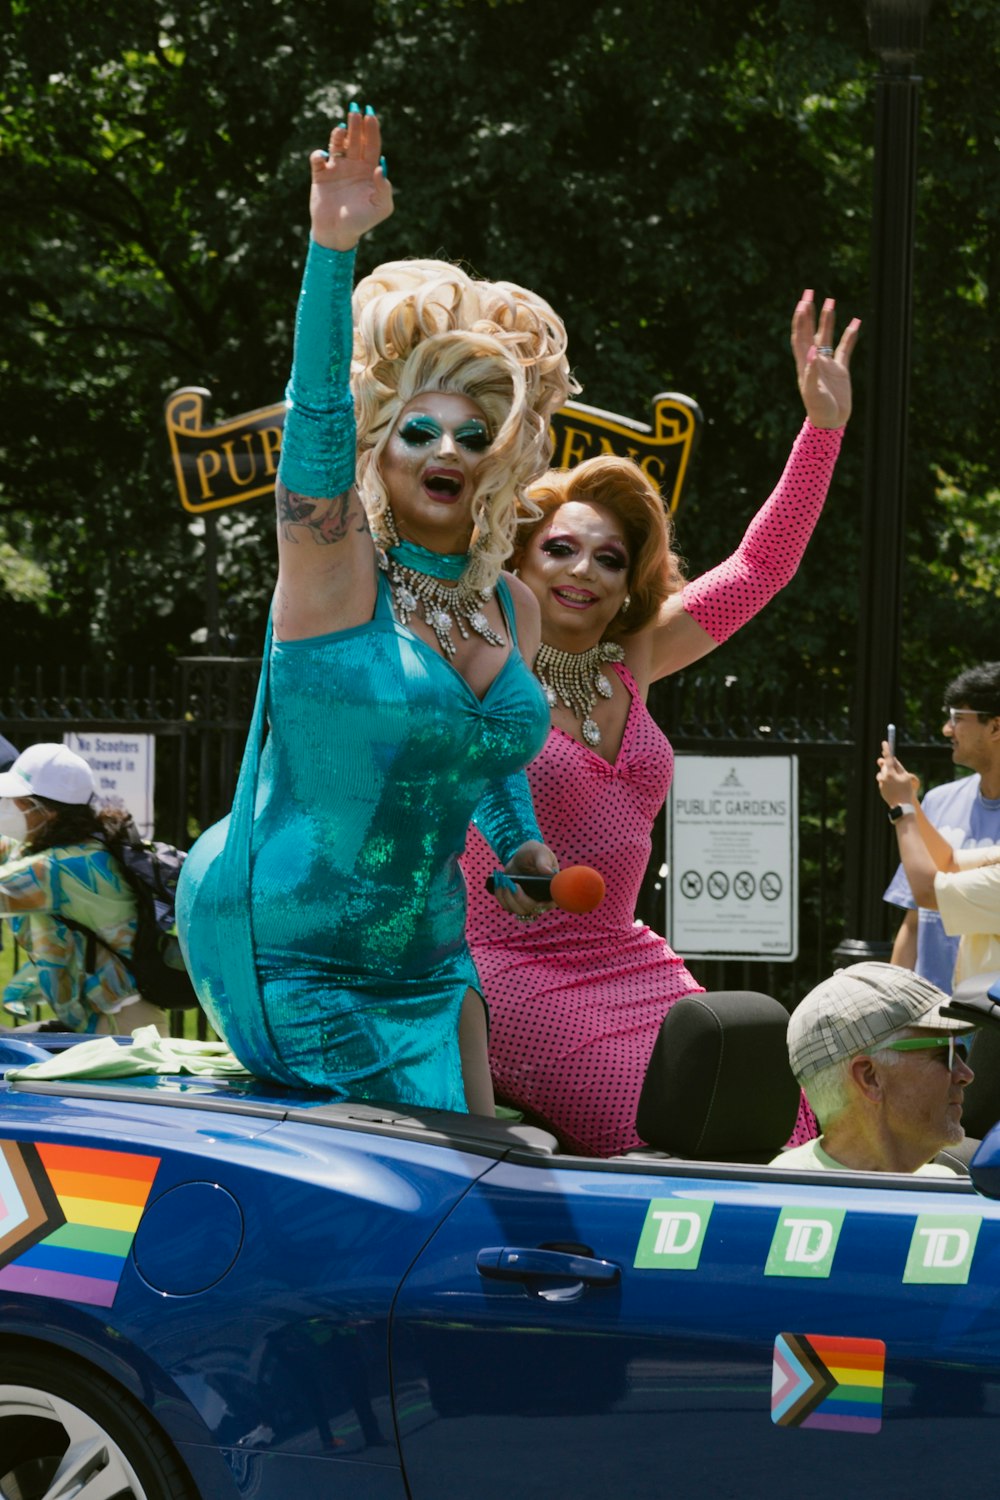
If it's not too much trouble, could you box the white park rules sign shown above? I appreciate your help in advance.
[666,755,798,961]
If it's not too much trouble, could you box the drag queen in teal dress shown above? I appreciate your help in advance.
[177,106,572,1113]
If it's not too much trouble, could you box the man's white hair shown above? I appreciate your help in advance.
[803,1025,909,1128]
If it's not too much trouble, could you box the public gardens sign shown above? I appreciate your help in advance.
[164,386,702,515]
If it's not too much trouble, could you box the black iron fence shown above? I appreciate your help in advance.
[1,660,955,1020]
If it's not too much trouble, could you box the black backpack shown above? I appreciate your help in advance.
[64,822,200,1012]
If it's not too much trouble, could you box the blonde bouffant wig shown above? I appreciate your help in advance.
[511,455,686,639]
[352,259,577,592]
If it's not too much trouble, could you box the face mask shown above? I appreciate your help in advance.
[0,800,30,841]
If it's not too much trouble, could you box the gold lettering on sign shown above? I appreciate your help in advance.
[165,389,702,516]
[165,388,288,515]
[548,395,702,514]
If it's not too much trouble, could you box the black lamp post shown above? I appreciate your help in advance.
[833,0,932,966]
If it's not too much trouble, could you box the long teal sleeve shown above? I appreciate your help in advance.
[472,770,543,866]
[277,239,357,499]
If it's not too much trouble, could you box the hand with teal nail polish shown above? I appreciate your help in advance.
[309,105,393,252]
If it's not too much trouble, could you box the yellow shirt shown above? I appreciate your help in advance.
[935,845,1000,987]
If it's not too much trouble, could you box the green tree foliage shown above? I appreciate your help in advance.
[1,0,997,698]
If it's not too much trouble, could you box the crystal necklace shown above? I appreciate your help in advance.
[533,639,625,747]
[376,538,506,658]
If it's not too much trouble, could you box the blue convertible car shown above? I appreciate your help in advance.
[2,991,1000,1500]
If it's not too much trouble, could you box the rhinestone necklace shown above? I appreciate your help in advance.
[533,639,625,747]
[376,539,506,658]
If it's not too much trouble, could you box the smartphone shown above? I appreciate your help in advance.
[887,723,897,757]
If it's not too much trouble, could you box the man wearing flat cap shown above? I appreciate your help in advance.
[772,961,975,1176]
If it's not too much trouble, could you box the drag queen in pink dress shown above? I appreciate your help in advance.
[463,292,859,1156]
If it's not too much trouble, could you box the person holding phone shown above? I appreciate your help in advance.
[878,737,1000,989]
[883,663,1000,990]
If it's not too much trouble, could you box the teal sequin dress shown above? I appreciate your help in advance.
[178,238,549,1109]
[177,571,549,1108]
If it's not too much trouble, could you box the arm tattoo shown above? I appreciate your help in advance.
[276,480,368,546]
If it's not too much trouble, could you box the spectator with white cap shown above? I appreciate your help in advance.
[0,743,166,1034]
[771,962,975,1175]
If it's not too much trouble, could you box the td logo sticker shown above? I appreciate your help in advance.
[903,1213,982,1285]
[765,1207,845,1278]
[634,1198,713,1269]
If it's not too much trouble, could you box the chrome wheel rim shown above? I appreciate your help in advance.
[0,1382,149,1500]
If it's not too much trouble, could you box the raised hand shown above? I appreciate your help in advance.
[310,105,393,253]
[876,745,921,807]
[791,290,860,430]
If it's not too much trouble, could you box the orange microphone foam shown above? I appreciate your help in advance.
[549,865,605,914]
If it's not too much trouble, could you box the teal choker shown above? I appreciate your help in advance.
[377,538,505,658]
[387,540,469,581]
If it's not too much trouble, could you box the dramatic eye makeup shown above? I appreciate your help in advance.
[398,416,443,446]
[454,421,490,451]
[396,415,491,451]
[540,535,629,570]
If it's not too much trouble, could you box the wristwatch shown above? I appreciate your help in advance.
[888,803,917,823]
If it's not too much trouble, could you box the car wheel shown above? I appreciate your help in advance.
[0,1349,196,1500]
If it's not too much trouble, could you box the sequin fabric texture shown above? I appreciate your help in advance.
[178,574,550,1109]
[0,837,137,1030]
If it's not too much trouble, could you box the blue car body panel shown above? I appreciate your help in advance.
[3,1056,1000,1498]
[393,1158,1000,1499]
[0,1075,498,1498]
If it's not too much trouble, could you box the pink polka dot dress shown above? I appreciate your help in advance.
[464,663,699,1157]
[464,420,842,1158]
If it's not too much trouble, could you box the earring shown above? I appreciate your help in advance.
[376,504,401,548]
[620,593,632,614]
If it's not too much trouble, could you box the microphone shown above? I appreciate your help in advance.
[485,865,606,914]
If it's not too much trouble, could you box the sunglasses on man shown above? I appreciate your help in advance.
[871,1035,972,1070]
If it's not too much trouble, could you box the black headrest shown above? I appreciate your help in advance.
[636,991,800,1161]
[941,970,1000,1029]
[958,1027,1000,1142]
[939,972,1000,1142]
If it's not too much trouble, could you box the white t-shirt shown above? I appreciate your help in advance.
[771,1136,958,1176]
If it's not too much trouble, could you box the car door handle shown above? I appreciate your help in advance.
[476,1246,621,1285]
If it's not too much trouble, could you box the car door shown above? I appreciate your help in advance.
[391,1148,1000,1500]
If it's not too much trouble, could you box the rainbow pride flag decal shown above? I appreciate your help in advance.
[772,1332,885,1434]
[0,1140,159,1308]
